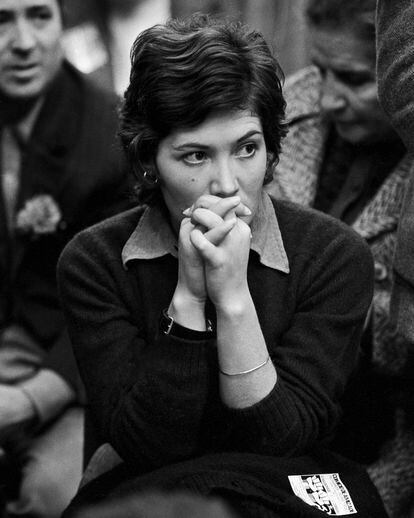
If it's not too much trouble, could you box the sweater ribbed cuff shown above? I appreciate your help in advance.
[225,380,302,454]
[158,332,217,376]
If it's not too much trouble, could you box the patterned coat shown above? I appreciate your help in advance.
[267,65,412,376]
[266,65,413,517]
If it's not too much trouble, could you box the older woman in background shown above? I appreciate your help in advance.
[266,1,414,515]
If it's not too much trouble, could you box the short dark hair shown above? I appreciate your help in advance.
[119,13,287,205]
[305,0,376,40]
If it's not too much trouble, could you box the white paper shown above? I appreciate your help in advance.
[288,473,357,515]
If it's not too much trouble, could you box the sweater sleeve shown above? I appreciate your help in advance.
[376,0,414,152]
[58,229,217,472]
[223,219,374,456]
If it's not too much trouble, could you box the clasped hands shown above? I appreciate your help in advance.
[176,195,252,311]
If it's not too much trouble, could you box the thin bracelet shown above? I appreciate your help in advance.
[219,355,270,377]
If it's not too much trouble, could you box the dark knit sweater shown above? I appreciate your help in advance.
[58,198,373,475]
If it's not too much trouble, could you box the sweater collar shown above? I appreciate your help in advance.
[122,191,290,273]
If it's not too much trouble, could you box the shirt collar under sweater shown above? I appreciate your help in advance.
[122,190,290,273]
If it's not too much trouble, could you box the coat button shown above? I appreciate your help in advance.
[374,261,388,281]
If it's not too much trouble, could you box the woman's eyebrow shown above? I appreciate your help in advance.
[237,130,263,143]
[172,142,209,151]
[172,130,263,151]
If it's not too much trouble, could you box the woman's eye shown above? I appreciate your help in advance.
[183,151,206,164]
[237,143,256,158]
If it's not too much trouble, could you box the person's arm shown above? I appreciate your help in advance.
[376,0,414,342]
[167,215,209,332]
[58,226,220,472]
[376,0,414,152]
[0,365,75,441]
[18,369,76,425]
[376,0,414,289]
[173,195,275,410]
[19,327,84,427]
[0,328,76,436]
[0,385,36,442]
[189,206,276,409]
[42,329,86,405]
[372,5,414,515]
[190,206,374,455]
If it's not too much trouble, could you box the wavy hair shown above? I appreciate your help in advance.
[119,13,287,205]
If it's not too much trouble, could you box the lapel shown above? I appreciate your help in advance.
[12,63,83,277]
[352,153,412,240]
[273,65,411,243]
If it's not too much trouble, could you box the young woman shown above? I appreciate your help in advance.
[58,14,387,517]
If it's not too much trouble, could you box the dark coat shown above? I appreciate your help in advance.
[0,61,134,392]
[370,1,414,516]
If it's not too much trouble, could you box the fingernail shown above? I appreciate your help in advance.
[243,206,252,216]
[182,208,191,216]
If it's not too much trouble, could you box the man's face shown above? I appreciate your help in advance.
[309,26,395,145]
[0,0,63,101]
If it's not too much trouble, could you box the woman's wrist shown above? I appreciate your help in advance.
[169,287,207,331]
[160,308,214,339]
[214,288,252,318]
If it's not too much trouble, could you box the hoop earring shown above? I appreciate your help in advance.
[143,171,159,185]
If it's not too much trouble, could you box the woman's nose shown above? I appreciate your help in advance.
[210,160,239,197]
[320,72,347,115]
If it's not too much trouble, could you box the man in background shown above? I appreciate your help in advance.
[0,0,133,516]
[62,0,171,94]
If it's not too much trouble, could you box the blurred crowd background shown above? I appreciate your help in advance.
[62,0,309,95]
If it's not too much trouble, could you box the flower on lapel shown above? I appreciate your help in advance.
[16,194,62,235]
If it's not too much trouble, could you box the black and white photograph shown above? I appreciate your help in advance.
[0,1,413,517]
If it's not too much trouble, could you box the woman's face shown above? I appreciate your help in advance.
[309,26,395,145]
[155,109,267,232]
